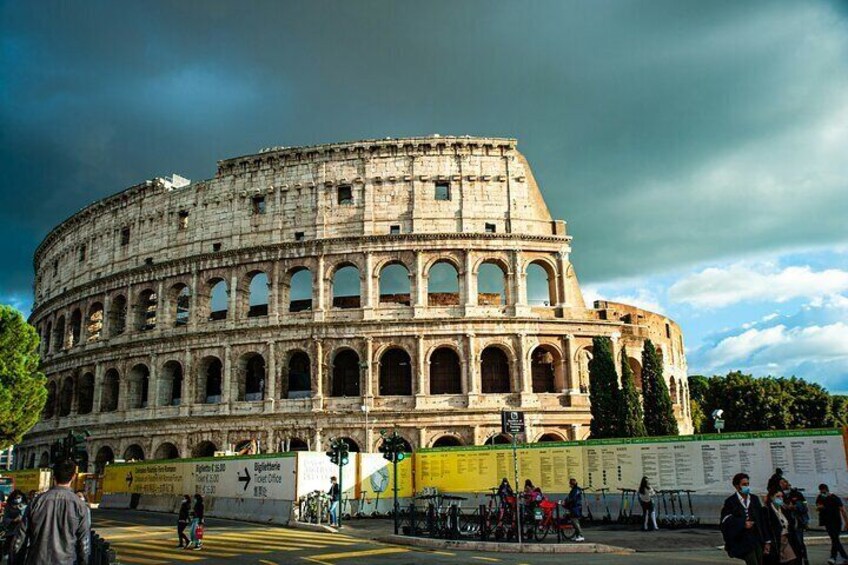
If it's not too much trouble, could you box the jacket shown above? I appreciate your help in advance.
[761,502,801,565]
[566,486,583,517]
[178,500,190,522]
[17,486,90,565]
[720,492,765,559]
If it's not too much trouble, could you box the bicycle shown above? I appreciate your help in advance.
[485,494,517,541]
[529,499,578,542]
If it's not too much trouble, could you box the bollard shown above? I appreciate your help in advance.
[479,504,487,540]
[409,503,417,536]
[556,500,562,544]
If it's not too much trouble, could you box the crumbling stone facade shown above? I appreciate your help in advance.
[19,136,692,471]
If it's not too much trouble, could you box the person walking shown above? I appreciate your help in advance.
[564,478,585,542]
[176,495,191,548]
[2,490,28,564]
[638,476,659,531]
[188,494,204,550]
[328,477,340,527]
[775,476,809,565]
[14,459,90,565]
[721,472,767,565]
[762,487,801,565]
[816,483,848,565]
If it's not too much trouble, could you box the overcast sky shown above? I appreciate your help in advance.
[2,0,847,392]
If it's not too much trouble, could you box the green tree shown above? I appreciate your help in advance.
[618,346,646,437]
[828,396,848,427]
[0,305,47,450]
[641,340,679,436]
[588,336,621,438]
[687,375,710,432]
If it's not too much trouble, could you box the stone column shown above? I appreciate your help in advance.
[180,348,193,415]
[313,428,323,452]
[513,250,530,316]
[92,364,104,414]
[556,251,569,309]
[265,341,277,410]
[363,252,374,319]
[312,338,324,411]
[413,251,427,317]
[417,427,427,450]
[222,345,232,407]
[270,263,280,324]
[363,337,374,401]
[610,332,621,387]
[189,270,199,329]
[148,353,158,409]
[465,333,478,405]
[463,251,475,311]
[415,335,427,407]
[563,334,578,394]
[228,272,238,325]
[156,279,166,329]
[102,294,112,338]
[314,255,326,321]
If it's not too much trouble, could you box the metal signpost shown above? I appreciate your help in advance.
[501,411,525,544]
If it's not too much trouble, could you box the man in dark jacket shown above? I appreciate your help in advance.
[564,478,585,542]
[16,459,90,565]
[721,472,767,565]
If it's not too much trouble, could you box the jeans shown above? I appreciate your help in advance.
[177,520,190,546]
[826,523,847,559]
[329,501,339,526]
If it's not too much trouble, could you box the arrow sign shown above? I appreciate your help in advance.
[238,468,251,491]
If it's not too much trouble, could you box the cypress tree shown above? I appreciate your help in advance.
[618,345,647,437]
[588,336,621,438]
[641,339,679,436]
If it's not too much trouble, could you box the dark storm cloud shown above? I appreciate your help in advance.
[2,0,847,310]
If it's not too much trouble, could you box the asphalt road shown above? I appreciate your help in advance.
[92,508,840,564]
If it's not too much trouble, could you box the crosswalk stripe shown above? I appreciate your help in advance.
[209,530,353,544]
[114,546,203,562]
[210,532,351,548]
[308,547,410,560]
[118,542,243,558]
[112,554,168,565]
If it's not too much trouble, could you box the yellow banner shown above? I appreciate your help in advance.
[103,461,187,495]
[1,470,51,493]
[359,454,413,499]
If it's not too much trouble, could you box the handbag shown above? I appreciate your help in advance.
[195,523,204,540]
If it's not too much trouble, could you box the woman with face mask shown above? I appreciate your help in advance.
[2,489,28,564]
[762,487,801,565]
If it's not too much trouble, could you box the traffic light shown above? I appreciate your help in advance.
[379,431,405,464]
[339,441,350,466]
[326,439,350,467]
[326,440,339,465]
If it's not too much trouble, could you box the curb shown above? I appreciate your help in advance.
[288,521,338,534]
[376,535,634,553]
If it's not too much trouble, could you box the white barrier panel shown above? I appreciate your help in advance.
[295,451,357,498]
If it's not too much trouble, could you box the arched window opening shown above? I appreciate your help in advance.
[240,353,266,401]
[87,303,104,342]
[429,347,462,395]
[94,446,114,473]
[332,265,360,309]
[199,357,223,404]
[159,361,183,407]
[68,309,82,347]
[531,346,558,393]
[481,346,511,393]
[247,272,269,317]
[172,284,190,326]
[670,377,678,405]
[379,263,411,306]
[628,358,643,391]
[289,268,312,312]
[331,350,361,397]
[128,364,150,409]
[101,369,120,412]
[477,262,506,306]
[209,279,229,320]
[428,261,460,306]
[154,443,179,460]
[527,262,556,306]
[44,322,53,354]
[53,316,66,351]
[432,435,463,448]
[43,381,57,419]
[77,373,95,415]
[486,434,512,445]
[38,452,49,468]
[287,352,311,399]
[59,377,74,417]
[378,436,413,454]
[193,441,217,458]
[378,348,412,396]
[337,437,360,453]
[136,289,157,331]
[109,295,127,336]
[537,433,565,443]
[287,438,309,451]
[123,444,145,462]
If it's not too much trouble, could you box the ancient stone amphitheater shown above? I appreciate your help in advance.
[18,135,692,472]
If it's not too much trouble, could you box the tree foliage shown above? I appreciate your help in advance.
[641,340,679,436]
[618,345,646,437]
[0,305,47,450]
[588,337,621,438]
[688,371,843,433]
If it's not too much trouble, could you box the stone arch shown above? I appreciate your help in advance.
[245,270,270,317]
[536,432,566,443]
[476,259,509,306]
[69,308,82,347]
[77,372,95,414]
[431,434,464,448]
[127,363,150,409]
[331,263,361,309]
[485,433,512,445]
[44,321,53,354]
[526,259,557,306]
[378,261,411,306]
[531,344,561,393]
[58,375,74,417]
[168,282,191,327]
[378,347,412,396]
[123,444,145,461]
[285,266,313,312]
[193,441,217,458]
[669,376,678,405]
[53,315,66,351]
[101,368,120,412]
[628,357,643,390]
[376,435,413,454]
[427,259,460,306]
[237,352,266,401]
[429,346,462,395]
[94,445,114,472]
[337,437,360,453]
[331,348,361,397]
[285,350,311,399]
[287,438,309,451]
[87,302,104,341]
[208,277,229,321]
[159,360,183,407]
[135,288,157,331]
[38,451,50,468]
[480,345,512,393]
[28,452,36,469]
[153,442,179,460]
[43,380,57,419]
[108,294,127,336]
[197,356,223,404]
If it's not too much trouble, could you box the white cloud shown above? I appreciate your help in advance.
[668,263,848,309]
[581,285,664,315]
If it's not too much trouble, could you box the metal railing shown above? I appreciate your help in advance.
[90,530,118,564]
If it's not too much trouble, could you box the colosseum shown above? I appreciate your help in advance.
[17,135,693,472]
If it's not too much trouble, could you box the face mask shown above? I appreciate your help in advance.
[821,491,828,497]
[12,498,22,505]
[773,498,784,507]
[740,486,751,495]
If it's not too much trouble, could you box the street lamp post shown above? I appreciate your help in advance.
[361,404,370,451]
